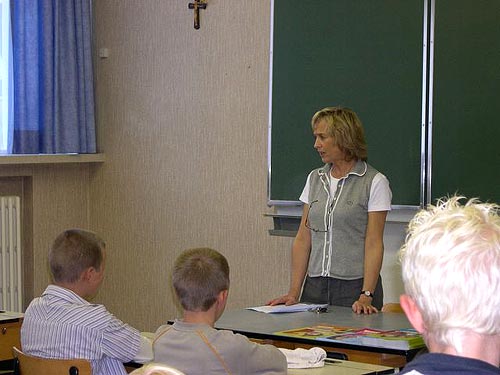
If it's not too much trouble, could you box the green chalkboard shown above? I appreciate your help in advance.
[269,1,424,206]
[431,1,500,203]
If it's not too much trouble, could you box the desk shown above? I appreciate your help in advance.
[128,360,394,375]
[0,312,23,361]
[216,306,424,368]
[0,311,23,375]
[290,359,395,375]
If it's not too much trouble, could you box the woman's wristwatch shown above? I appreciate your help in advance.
[360,290,373,298]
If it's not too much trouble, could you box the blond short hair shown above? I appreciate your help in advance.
[311,106,367,161]
[399,196,500,348]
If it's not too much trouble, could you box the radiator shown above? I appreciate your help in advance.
[0,196,22,312]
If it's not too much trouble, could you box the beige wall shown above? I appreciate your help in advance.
[0,163,93,308]
[92,0,408,331]
[91,0,293,331]
[6,0,407,333]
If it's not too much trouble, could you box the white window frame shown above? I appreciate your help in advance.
[0,0,11,153]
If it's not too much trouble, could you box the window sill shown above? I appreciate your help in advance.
[0,153,105,165]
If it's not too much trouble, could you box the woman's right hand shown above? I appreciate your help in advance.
[266,294,299,306]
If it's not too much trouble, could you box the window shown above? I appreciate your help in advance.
[0,0,11,153]
[0,1,96,155]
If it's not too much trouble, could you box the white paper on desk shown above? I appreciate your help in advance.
[246,303,328,314]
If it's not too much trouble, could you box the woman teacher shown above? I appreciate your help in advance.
[269,107,392,314]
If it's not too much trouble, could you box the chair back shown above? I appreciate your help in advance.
[128,363,186,375]
[381,303,404,313]
[12,347,92,375]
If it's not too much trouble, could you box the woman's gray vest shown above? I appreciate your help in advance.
[306,160,378,279]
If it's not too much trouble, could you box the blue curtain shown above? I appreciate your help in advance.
[6,2,14,154]
[11,0,96,154]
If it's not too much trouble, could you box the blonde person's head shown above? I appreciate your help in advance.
[129,363,185,375]
[399,196,500,350]
[311,106,367,162]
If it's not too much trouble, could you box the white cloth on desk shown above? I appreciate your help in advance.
[278,347,327,368]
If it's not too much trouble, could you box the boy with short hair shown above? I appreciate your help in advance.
[153,247,287,374]
[21,229,152,375]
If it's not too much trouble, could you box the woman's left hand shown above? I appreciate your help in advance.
[352,299,379,315]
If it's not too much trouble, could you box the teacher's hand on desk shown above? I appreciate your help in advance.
[267,293,299,306]
[351,295,379,315]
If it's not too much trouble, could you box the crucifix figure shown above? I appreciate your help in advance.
[188,0,207,30]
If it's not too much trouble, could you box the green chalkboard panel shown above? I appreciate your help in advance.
[431,1,500,203]
[269,1,424,205]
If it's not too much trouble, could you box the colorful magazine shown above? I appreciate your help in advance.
[274,325,425,350]
[274,324,359,340]
[359,328,425,350]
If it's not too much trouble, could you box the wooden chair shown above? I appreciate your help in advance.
[12,347,92,375]
[128,363,186,375]
[381,303,404,313]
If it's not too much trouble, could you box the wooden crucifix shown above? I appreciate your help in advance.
[188,0,207,30]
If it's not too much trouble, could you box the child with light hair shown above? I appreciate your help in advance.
[398,196,500,374]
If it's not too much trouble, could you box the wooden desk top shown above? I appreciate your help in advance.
[126,360,394,375]
[289,359,395,375]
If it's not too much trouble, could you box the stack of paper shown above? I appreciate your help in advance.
[246,303,328,314]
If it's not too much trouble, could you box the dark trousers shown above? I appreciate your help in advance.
[300,275,383,309]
